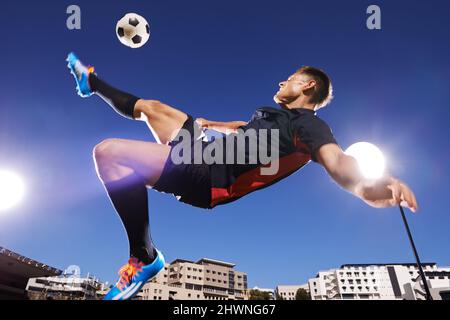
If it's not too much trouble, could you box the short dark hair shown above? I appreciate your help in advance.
[296,66,333,109]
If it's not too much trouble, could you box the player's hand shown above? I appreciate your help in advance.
[360,177,419,213]
[195,118,210,128]
[386,177,419,213]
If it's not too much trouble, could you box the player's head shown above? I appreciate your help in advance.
[274,66,333,111]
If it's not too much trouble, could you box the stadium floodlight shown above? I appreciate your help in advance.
[0,169,25,212]
[345,142,432,300]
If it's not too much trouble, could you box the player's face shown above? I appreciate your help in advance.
[273,73,310,105]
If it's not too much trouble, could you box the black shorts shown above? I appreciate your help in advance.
[152,115,212,209]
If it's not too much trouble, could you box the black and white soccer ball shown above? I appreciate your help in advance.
[116,13,150,49]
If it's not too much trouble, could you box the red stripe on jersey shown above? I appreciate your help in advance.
[210,151,311,207]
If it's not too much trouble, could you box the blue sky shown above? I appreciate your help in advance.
[0,0,449,289]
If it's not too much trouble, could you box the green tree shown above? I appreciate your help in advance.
[295,288,311,300]
[249,289,271,300]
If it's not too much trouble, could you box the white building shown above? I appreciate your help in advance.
[275,284,309,300]
[308,263,450,300]
[406,270,450,300]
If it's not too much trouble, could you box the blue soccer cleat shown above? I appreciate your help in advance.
[103,248,165,300]
[66,52,95,98]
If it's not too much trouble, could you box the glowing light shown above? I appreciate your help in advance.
[345,142,386,179]
[0,169,25,212]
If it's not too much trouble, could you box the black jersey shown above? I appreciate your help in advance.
[208,106,339,207]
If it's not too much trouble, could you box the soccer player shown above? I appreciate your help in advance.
[67,52,418,300]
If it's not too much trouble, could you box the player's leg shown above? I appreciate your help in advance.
[93,138,169,300]
[133,99,189,145]
[93,138,171,264]
[67,52,189,145]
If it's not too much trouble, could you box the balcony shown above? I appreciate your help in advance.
[203,287,228,296]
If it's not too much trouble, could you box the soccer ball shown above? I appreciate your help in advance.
[116,13,150,49]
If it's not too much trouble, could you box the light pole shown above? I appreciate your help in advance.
[345,142,432,300]
[398,205,432,300]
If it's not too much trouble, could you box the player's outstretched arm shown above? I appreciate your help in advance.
[195,118,248,134]
[316,143,419,213]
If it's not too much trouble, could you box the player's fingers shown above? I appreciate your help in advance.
[404,185,419,211]
[387,182,401,206]
[411,192,419,212]
[399,183,417,213]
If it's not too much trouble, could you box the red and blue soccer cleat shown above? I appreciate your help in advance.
[103,248,165,300]
[66,52,95,98]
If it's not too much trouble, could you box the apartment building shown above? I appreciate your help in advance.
[141,257,248,300]
[308,263,450,300]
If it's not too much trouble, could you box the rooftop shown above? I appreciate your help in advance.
[340,263,436,268]
[196,258,236,268]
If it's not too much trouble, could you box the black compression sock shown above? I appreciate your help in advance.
[104,173,156,264]
[89,73,140,120]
